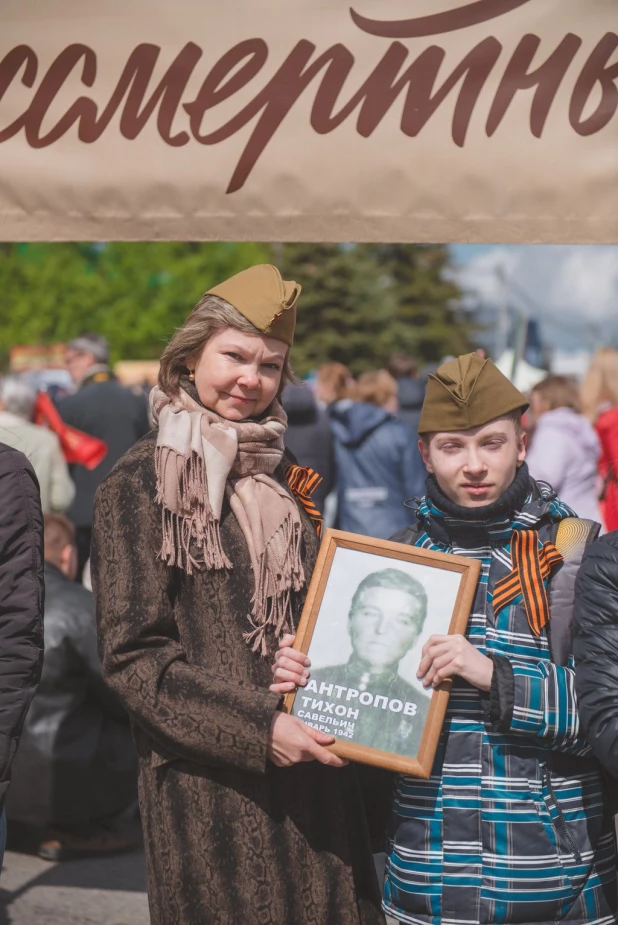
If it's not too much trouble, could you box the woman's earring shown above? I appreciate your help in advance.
[188,370,195,381]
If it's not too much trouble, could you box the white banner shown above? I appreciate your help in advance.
[1,0,617,242]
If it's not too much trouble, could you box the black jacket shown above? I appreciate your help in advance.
[282,383,335,513]
[396,377,425,438]
[573,529,618,780]
[57,369,150,527]
[0,443,44,812]
[5,562,137,827]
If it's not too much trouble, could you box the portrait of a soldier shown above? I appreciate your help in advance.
[305,568,431,758]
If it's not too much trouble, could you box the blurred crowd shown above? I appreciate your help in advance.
[0,333,617,864]
[285,347,618,540]
[0,333,148,861]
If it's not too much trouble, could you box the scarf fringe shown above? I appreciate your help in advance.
[156,445,232,574]
[242,514,304,656]
[157,509,233,575]
[152,389,302,654]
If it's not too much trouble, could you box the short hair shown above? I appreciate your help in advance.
[504,408,524,435]
[388,352,417,380]
[44,513,76,564]
[158,294,295,399]
[357,370,397,408]
[0,375,37,420]
[350,568,427,622]
[531,375,580,413]
[66,333,109,364]
[316,362,356,404]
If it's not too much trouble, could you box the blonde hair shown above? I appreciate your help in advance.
[158,294,294,398]
[531,375,580,413]
[357,369,397,408]
[580,348,618,421]
[316,362,356,404]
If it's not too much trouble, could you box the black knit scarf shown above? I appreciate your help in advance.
[420,463,534,548]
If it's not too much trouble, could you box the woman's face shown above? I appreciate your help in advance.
[190,328,288,420]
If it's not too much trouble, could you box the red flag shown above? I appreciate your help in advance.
[34,391,108,470]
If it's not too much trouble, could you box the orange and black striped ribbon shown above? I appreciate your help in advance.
[285,465,324,537]
[492,530,563,635]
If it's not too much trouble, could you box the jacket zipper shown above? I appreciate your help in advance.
[542,766,582,863]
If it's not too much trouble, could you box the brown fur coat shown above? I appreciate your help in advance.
[91,431,385,925]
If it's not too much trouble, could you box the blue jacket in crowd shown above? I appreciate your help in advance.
[329,400,425,539]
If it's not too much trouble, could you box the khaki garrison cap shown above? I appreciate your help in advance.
[418,353,528,435]
[207,264,301,347]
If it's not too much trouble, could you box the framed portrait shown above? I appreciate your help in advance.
[283,529,480,777]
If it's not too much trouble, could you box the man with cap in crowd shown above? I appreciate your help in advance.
[58,334,150,578]
[272,353,616,925]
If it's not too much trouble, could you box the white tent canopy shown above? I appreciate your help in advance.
[495,350,547,393]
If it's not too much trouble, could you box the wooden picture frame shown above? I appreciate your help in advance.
[283,529,480,777]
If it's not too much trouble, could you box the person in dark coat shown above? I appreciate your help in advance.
[573,530,618,782]
[58,333,150,575]
[330,370,425,539]
[92,266,385,925]
[387,353,426,438]
[5,514,138,861]
[396,376,426,437]
[388,353,428,492]
[0,443,45,866]
[281,382,335,513]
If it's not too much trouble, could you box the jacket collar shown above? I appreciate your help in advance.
[78,364,113,389]
[340,656,402,691]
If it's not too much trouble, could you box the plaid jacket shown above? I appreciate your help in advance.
[384,480,617,925]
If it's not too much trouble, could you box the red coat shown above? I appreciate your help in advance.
[596,406,618,531]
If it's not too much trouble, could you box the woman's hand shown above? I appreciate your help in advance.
[270,633,310,694]
[267,711,348,767]
[417,634,494,692]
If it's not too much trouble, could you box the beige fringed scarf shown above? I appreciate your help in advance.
[150,386,305,655]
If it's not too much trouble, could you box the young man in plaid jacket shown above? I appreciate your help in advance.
[272,354,617,925]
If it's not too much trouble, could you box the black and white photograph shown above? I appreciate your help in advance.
[287,532,479,774]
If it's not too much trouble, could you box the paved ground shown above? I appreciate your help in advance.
[0,850,397,924]
[0,849,150,925]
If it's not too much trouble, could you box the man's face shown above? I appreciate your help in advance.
[419,416,527,508]
[64,349,95,385]
[349,586,422,672]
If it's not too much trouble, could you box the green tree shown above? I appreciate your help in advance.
[278,243,394,376]
[0,241,471,373]
[280,243,470,375]
[360,243,473,363]
[0,242,270,363]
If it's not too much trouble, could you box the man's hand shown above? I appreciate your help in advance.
[270,633,310,694]
[267,711,348,767]
[417,634,494,692]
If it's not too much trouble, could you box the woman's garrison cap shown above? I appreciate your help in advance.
[207,264,300,347]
